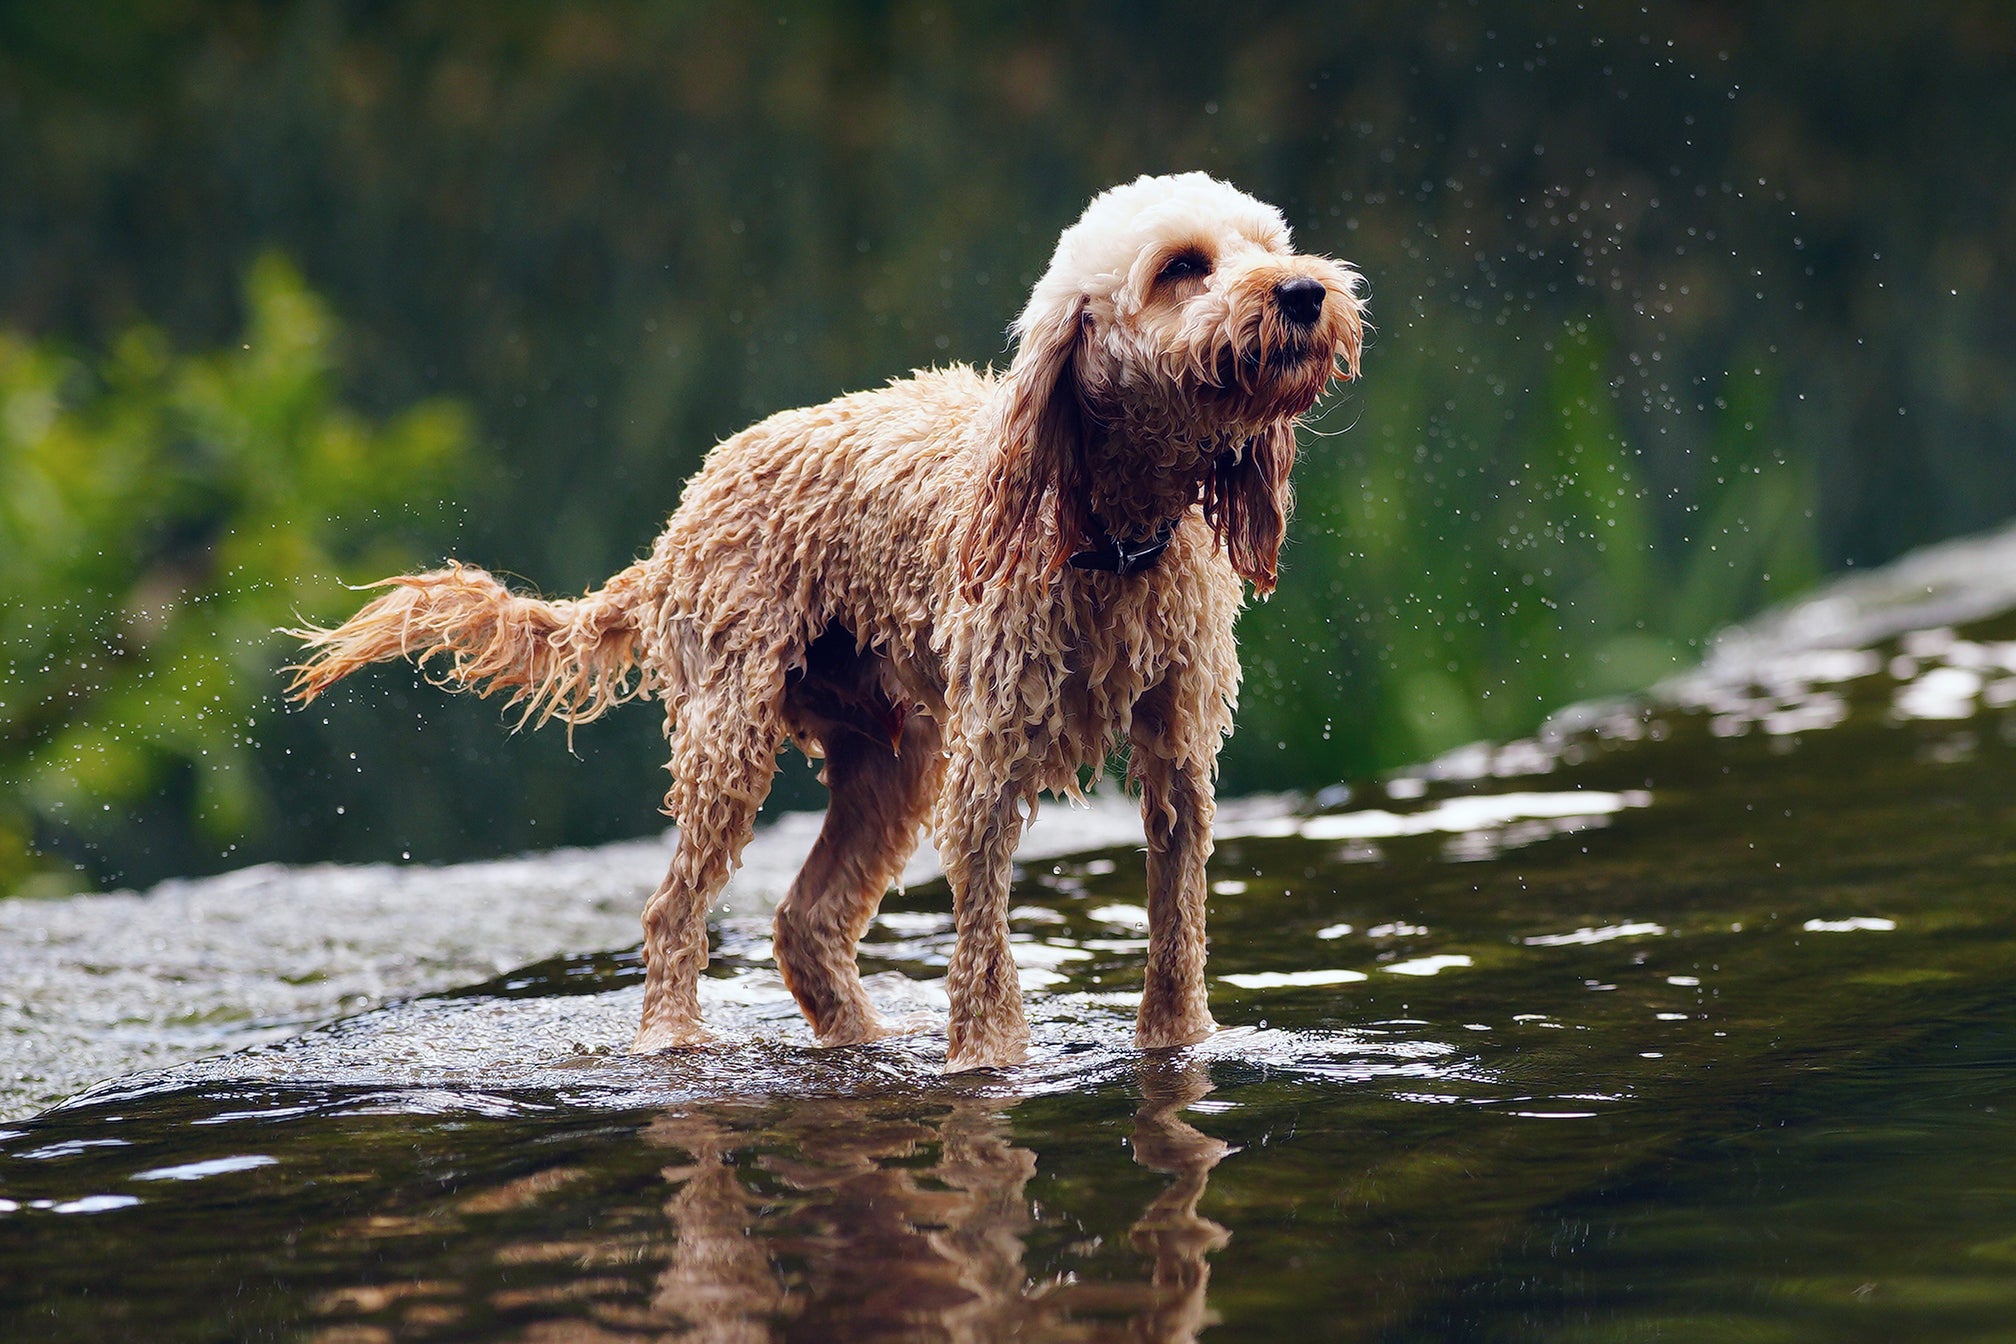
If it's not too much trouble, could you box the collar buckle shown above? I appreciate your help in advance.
[1069,517,1178,577]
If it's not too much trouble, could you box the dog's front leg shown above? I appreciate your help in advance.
[935,748,1034,1073]
[1132,688,1221,1051]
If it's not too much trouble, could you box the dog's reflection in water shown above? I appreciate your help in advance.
[305,1060,1232,1343]
[645,1059,1232,1344]
[1112,1060,1236,1344]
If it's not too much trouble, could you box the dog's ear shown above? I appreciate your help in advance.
[959,297,1098,598]
[1203,419,1297,596]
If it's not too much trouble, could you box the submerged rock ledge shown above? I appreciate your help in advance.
[5,521,2016,1120]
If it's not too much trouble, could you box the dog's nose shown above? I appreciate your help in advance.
[1275,277,1326,327]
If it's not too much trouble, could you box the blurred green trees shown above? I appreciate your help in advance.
[0,257,466,895]
[1,1,2007,891]
[1233,322,1820,780]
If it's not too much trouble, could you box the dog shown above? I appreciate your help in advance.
[288,173,1364,1071]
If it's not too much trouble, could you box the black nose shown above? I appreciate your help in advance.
[1275,277,1326,327]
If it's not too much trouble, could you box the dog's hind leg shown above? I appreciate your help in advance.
[633,670,783,1054]
[772,710,945,1046]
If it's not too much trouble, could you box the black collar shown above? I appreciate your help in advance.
[1069,516,1178,577]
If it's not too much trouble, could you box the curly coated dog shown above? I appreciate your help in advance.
[289,173,1364,1071]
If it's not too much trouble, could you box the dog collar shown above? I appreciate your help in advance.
[1069,517,1178,577]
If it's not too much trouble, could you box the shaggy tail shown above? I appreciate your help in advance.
[285,560,651,729]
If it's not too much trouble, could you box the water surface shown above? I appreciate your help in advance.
[5,529,2016,1341]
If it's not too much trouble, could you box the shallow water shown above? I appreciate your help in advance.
[5,527,2016,1342]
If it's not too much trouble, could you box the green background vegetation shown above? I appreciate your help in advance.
[2,1,2011,894]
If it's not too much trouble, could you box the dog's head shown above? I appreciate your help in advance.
[964,173,1364,598]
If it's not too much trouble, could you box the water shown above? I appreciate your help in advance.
[5,526,2016,1341]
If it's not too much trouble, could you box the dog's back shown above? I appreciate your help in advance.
[651,364,997,648]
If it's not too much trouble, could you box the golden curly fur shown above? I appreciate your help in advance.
[288,173,1364,1071]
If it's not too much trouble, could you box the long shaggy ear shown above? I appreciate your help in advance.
[1203,420,1297,595]
[958,298,1098,598]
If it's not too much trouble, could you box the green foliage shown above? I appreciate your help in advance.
[0,256,467,896]
[0,2,1988,882]
[1225,312,1820,785]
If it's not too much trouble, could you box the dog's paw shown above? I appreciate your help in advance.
[943,1037,1029,1074]
[629,1021,715,1054]
[1135,1014,1219,1052]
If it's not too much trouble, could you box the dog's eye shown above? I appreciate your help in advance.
[1158,252,1211,285]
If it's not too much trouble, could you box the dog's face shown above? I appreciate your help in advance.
[964,174,1365,598]
[1019,173,1364,437]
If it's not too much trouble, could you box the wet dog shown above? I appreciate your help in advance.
[290,173,1364,1070]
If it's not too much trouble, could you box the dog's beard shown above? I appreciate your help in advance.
[1203,339,1333,421]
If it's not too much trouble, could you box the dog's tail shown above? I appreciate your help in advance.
[284,560,652,729]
